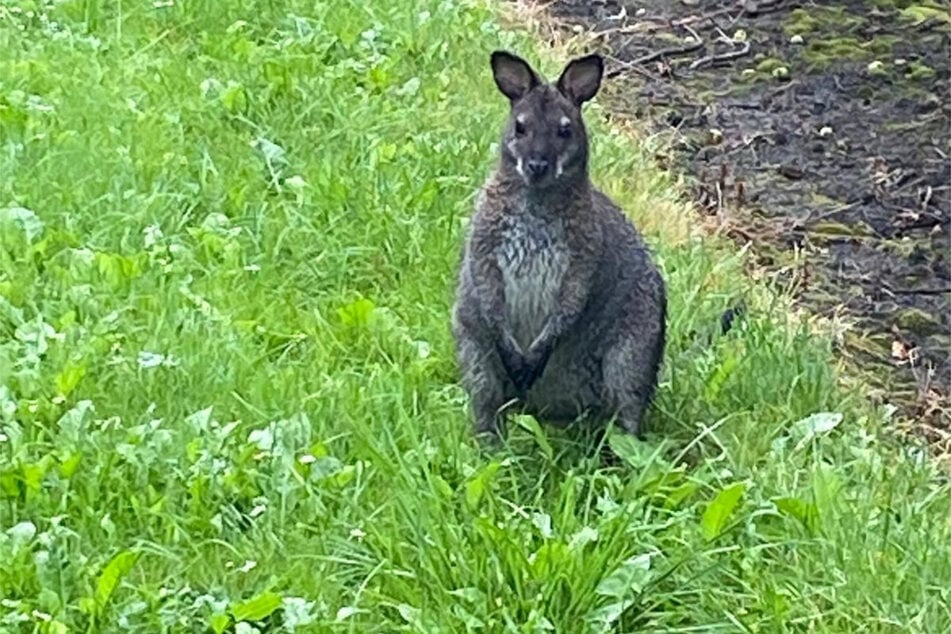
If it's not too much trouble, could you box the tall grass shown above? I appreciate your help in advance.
[0,0,948,631]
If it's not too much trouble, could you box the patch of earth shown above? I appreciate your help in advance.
[536,0,951,448]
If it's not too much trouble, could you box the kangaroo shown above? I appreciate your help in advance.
[451,50,667,443]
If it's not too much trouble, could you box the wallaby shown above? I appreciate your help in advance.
[451,50,667,442]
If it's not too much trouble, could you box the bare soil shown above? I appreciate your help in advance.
[535,0,951,445]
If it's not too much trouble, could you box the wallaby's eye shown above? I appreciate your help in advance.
[558,122,571,138]
[514,120,526,136]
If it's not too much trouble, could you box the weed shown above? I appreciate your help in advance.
[0,0,949,632]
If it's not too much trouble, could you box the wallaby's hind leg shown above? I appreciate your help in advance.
[454,324,511,441]
[601,334,663,439]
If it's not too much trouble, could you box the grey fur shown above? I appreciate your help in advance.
[451,50,667,442]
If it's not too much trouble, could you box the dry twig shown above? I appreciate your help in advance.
[689,40,752,70]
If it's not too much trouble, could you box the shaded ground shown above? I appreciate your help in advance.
[538,0,951,447]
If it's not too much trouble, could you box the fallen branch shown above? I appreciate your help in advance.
[885,286,951,296]
[743,0,793,17]
[671,8,736,28]
[591,24,650,39]
[689,40,752,70]
[604,54,661,81]
[605,40,705,79]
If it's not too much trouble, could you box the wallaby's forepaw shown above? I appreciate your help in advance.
[496,339,552,394]
[523,341,553,388]
[599,442,623,467]
[510,360,542,394]
[495,339,532,393]
[620,418,646,441]
[474,422,504,450]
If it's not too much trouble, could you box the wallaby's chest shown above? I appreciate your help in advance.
[497,212,569,348]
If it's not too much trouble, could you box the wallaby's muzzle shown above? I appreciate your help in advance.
[526,157,549,178]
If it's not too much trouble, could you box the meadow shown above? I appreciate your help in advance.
[1,0,949,632]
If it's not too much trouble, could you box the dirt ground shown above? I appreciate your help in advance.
[533,0,951,447]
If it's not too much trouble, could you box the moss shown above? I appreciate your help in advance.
[785,7,862,36]
[868,0,949,13]
[800,35,898,68]
[738,68,758,82]
[907,60,936,80]
[784,6,900,70]
[755,57,787,73]
[785,9,820,35]
[736,57,791,83]
[899,5,951,27]
[809,193,843,207]
[896,307,942,331]
[871,0,945,8]
[811,221,877,238]
[803,37,866,64]
[867,35,901,56]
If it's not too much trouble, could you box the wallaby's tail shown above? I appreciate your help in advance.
[719,300,747,336]
[676,299,747,360]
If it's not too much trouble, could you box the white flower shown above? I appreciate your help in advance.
[336,607,358,621]
[282,597,316,628]
[238,560,256,573]
[138,351,179,369]
[285,175,307,189]
[143,224,164,248]
[6,521,36,548]
[30,610,52,622]
[247,428,274,451]
[0,206,44,242]
[248,505,267,518]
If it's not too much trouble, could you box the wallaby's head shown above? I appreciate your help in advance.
[489,50,603,189]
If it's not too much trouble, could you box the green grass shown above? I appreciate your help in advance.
[1,0,949,632]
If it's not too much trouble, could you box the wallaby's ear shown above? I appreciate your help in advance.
[556,54,603,106]
[490,50,541,102]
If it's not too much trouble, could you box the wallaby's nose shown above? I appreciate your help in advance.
[527,158,549,177]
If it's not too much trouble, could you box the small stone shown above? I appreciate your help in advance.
[635,8,646,17]
[707,128,724,145]
[819,126,833,137]
[733,29,747,42]
[789,34,804,45]
[771,66,790,80]
[778,164,804,180]
[867,60,886,75]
